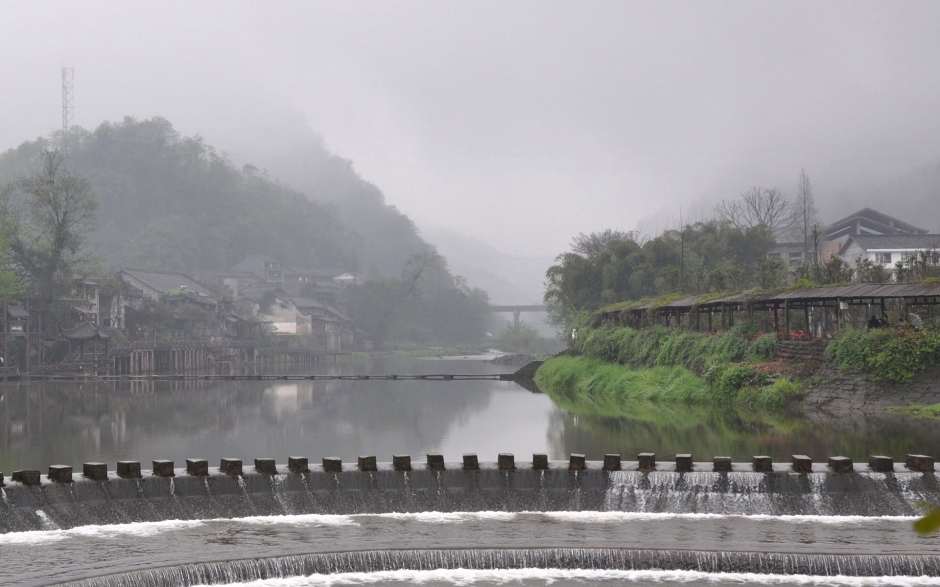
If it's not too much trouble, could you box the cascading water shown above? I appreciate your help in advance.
[4,464,940,586]
[53,548,940,587]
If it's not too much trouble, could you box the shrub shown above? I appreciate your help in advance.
[754,377,803,410]
[748,333,780,361]
[712,364,756,403]
[825,326,940,383]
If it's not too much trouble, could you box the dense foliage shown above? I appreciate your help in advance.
[0,119,358,273]
[825,325,940,383]
[544,222,776,335]
[0,119,493,347]
[542,322,802,410]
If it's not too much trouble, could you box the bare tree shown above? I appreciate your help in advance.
[714,186,794,239]
[791,169,819,257]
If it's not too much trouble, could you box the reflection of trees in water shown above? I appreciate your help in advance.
[546,402,940,462]
[0,369,495,470]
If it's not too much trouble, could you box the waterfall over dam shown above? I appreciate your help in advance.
[56,548,940,587]
[2,457,939,533]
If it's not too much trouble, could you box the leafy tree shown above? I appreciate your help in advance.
[496,320,540,353]
[0,149,98,319]
[545,221,775,335]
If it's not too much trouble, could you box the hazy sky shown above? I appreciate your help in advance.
[3,1,940,265]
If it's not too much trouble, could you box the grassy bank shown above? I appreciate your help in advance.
[536,355,802,411]
[825,326,940,383]
[888,404,940,419]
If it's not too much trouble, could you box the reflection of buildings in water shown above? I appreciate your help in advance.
[0,371,499,469]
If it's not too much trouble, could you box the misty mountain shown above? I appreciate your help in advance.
[239,124,441,280]
[0,117,359,274]
[0,117,447,281]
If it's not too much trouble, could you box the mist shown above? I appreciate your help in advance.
[3,1,940,304]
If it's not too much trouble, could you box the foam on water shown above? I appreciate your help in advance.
[540,511,918,524]
[0,519,209,545]
[0,510,920,545]
[194,568,940,587]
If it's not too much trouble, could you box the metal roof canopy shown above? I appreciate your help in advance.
[603,283,940,317]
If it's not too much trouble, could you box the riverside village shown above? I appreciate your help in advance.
[6,4,940,587]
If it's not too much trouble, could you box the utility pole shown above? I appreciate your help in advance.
[61,67,74,133]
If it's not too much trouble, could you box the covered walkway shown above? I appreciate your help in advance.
[597,283,940,339]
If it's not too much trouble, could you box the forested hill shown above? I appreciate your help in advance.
[0,116,434,277]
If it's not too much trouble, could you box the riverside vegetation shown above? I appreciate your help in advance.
[535,317,940,415]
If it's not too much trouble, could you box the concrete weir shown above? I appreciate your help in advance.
[1,452,939,533]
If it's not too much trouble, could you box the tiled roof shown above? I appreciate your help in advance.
[846,234,940,251]
[121,269,213,297]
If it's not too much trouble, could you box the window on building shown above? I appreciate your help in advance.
[788,251,803,266]
[874,252,892,264]
[767,252,781,259]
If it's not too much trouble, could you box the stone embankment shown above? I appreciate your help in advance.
[804,365,940,411]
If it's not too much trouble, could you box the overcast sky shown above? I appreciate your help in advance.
[3,1,940,265]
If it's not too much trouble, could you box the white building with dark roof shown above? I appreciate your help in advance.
[839,234,940,271]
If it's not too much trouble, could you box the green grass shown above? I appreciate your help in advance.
[888,404,940,419]
[536,355,802,412]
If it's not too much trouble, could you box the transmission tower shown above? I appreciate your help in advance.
[61,67,74,133]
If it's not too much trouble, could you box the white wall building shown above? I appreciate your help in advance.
[839,234,940,274]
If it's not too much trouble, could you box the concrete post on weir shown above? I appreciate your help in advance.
[426,453,445,471]
[255,458,278,475]
[638,453,656,471]
[675,454,692,473]
[83,462,107,481]
[462,454,479,471]
[906,454,935,472]
[186,459,209,476]
[11,470,40,485]
[393,455,411,471]
[288,457,309,473]
[753,456,773,472]
[323,457,342,473]
[569,454,586,471]
[603,454,621,471]
[220,459,243,475]
[828,456,853,472]
[152,460,174,477]
[533,454,549,470]
[792,455,812,473]
[357,456,376,472]
[498,453,515,470]
[117,461,142,479]
[713,456,732,472]
[869,455,894,472]
[48,465,72,483]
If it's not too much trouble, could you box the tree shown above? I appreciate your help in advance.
[0,149,98,317]
[791,169,819,258]
[570,229,642,258]
[714,187,795,239]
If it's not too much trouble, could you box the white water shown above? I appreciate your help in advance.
[195,568,940,587]
[0,511,919,546]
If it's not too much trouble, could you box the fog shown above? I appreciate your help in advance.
[3,1,940,301]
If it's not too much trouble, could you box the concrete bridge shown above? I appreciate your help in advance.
[489,304,548,325]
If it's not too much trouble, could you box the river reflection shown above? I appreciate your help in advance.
[2,357,940,470]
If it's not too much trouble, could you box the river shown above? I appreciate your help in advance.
[3,356,940,586]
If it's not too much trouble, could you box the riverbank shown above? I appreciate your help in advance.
[536,322,940,414]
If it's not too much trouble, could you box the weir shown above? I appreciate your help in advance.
[2,453,939,533]
[55,548,940,587]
